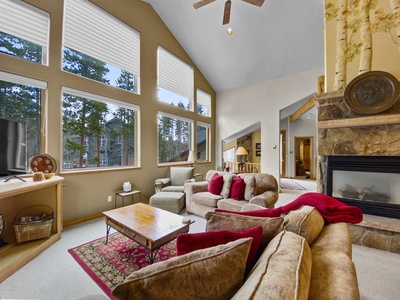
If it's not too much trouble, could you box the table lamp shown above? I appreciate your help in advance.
[235,146,248,171]
[187,150,197,167]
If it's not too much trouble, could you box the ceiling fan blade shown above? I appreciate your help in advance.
[222,0,231,25]
[241,0,265,7]
[193,0,216,9]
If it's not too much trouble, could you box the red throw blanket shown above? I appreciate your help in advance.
[281,192,363,224]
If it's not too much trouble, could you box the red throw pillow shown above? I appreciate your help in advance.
[208,173,224,195]
[215,207,282,218]
[230,176,245,200]
[176,226,263,271]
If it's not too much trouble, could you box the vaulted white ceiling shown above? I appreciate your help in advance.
[143,0,325,93]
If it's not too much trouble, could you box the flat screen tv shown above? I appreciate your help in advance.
[0,118,27,178]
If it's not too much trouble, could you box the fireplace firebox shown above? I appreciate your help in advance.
[326,156,400,219]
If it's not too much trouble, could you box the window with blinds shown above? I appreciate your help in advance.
[157,46,194,111]
[63,0,140,93]
[0,0,49,65]
[197,89,211,117]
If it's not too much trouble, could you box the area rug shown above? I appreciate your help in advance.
[68,232,176,299]
[280,178,307,190]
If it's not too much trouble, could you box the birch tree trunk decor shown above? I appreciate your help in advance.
[334,0,348,91]
[358,0,375,74]
[390,0,400,52]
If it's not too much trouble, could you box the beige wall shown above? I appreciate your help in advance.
[216,68,324,182]
[325,0,400,92]
[0,0,215,223]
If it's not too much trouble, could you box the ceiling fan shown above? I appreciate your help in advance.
[193,0,265,25]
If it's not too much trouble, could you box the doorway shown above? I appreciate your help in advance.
[280,130,286,178]
[294,136,313,179]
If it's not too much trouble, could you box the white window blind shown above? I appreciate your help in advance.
[197,89,211,116]
[158,46,194,104]
[0,71,47,89]
[0,0,49,49]
[63,0,140,77]
[62,87,139,111]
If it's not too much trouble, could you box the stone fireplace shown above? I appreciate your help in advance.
[315,91,400,253]
[315,91,400,218]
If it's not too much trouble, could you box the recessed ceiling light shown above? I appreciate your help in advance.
[227,28,233,35]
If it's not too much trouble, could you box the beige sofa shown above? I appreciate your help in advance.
[112,204,359,299]
[184,170,279,217]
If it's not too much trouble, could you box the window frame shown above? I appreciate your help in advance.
[196,89,211,117]
[196,121,211,162]
[63,0,141,93]
[61,87,140,172]
[157,46,194,111]
[0,71,47,164]
[157,111,193,165]
[0,0,49,65]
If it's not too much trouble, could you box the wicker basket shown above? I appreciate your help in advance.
[14,205,54,244]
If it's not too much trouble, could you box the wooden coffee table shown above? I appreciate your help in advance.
[102,203,191,263]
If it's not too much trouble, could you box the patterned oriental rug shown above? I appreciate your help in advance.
[280,178,307,190]
[68,232,176,299]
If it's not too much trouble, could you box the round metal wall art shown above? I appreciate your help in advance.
[344,71,400,114]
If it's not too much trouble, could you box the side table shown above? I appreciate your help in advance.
[115,190,141,208]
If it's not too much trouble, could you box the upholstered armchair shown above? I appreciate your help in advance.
[154,167,195,193]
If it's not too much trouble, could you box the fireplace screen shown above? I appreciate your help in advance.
[332,170,400,205]
[326,156,400,219]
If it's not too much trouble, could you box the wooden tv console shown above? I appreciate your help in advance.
[0,176,64,283]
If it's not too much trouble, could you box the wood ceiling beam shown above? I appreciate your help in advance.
[290,95,315,122]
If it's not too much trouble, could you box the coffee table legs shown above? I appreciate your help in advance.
[145,248,161,264]
[105,224,112,244]
[104,223,160,264]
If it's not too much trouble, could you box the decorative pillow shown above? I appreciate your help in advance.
[176,226,263,271]
[208,173,224,195]
[230,176,245,200]
[220,174,236,199]
[112,238,252,300]
[232,231,312,300]
[215,207,282,218]
[283,205,325,245]
[243,175,255,200]
[205,212,284,247]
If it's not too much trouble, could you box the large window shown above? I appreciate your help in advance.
[0,72,45,162]
[63,0,140,93]
[62,88,138,170]
[197,122,210,162]
[158,112,192,164]
[0,0,49,65]
[197,89,211,117]
[157,46,194,110]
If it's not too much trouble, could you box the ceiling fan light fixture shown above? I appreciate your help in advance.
[227,28,233,35]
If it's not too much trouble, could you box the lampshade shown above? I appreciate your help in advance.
[235,147,248,156]
[187,150,197,163]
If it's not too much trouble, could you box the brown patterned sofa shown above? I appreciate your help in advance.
[184,170,279,217]
[112,204,360,300]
